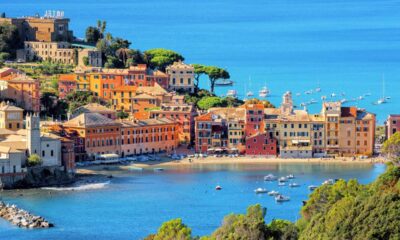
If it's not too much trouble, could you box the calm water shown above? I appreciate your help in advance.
[0,163,386,239]
[3,0,400,122]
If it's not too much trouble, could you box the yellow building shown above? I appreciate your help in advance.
[0,102,24,131]
[166,61,195,93]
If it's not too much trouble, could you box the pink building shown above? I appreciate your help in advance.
[385,115,400,139]
[245,132,277,156]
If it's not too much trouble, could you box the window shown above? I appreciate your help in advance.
[51,150,54,157]
[42,150,45,157]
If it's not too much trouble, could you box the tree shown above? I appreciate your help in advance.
[125,49,145,67]
[245,98,275,108]
[212,204,268,239]
[192,64,207,92]
[82,56,89,66]
[382,132,400,164]
[144,48,184,71]
[65,91,107,113]
[0,13,5,18]
[96,20,107,39]
[85,26,101,44]
[146,219,192,240]
[197,96,224,110]
[203,66,230,93]
[0,22,22,57]
[117,110,129,119]
[0,52,10,61]
[27,154,42,167]
[115,48,131,66]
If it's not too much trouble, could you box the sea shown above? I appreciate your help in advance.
[2,0,400,123]
[0,163,386,239]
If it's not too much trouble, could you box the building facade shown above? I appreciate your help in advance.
[385,115,400,140]
[166,61,195,93]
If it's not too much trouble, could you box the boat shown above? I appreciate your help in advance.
[364,93,371,97]
[268,190,279,196]
[278,182,286,186]
[375,75,390,105]
[264,174,278,181]
[286,174,295,179]
[128,166,143,171]
[315,87,321,92]
[322,179,334,185]
[309,99,318,104]
[254,188,268,194]
[215,79,233,86]
[289,183,300,188]
[358,96,364,100]
[275,194,290,202]
[226,90,237,98]
[278,177,288,182]
[215,185,222,190]
[296,93,301,96]
[259,86,269,97]
[304,90,313,95]
[308,185,318,191]
[340,99,347,104]
[246,91,254,97]
[154,168,164,172]
[321,96,327,101]
[331,93,336,98]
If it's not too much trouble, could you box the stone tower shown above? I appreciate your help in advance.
[281,91,293,115]
[26,112,41,156]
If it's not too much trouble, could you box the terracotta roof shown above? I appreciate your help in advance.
[152,70,168,77]
[64,112,120,128]
[114,86,138,92]
[132,93,156,99]
[0,104,23,111]
[208,107,246,121]
[264,108,281,115]
[137,83,167,95]
[0,141,26,152]
[59,74,76,81]
[73,103,114,115]
[195,112,213,122]
[166,61,194,70]
[0,128,17,136]
[121,117,175,128]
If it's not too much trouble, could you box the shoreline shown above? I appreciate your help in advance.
[76,156,387,174]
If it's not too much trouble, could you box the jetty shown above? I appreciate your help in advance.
[0,201,54,228]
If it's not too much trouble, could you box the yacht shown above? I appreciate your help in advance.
[286,174,295,179]
[215,79,233,86]
[259,86,269,97]
[340,99,347,104]
[275,194,290,202]
[264,174,278,181]
[315,87,321,92]
[308,185,318,191]
[226,90,237,98]
[246,91,254,97]
[305,90,313,95]
[331,93,337,98]
[358,96,364,100]
[254,188,268,194]
[215,185,222,190]
[278,177,288,182]
[375,75,390,105]
[278,182,286,186]
[289,183,300,188]
[268,190,279,196]
[322,179,334,185]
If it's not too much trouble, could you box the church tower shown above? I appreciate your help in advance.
[26,112,41,156]
[281,91,293,115]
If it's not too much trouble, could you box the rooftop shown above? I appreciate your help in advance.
[64,112,120,128]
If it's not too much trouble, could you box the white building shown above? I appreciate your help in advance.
[166,61,195,93]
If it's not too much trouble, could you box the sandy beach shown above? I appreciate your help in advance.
[76,156,387,174]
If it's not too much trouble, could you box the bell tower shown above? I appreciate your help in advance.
[26,112,41,156]
[281,91,293,115]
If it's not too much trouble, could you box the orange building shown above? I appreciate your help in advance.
[0,69,40,112]
[63,113,122,160]
[58,74,77,99]
[120,118,178,156]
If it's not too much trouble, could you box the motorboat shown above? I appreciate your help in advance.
[268,190,279,196]
[246,91,254,97]
[322,179,334,185]
[154,168,164,172]
[254,188,268,194]
[278,177,288,182]
[215,79,233,86]
[278,182,286,186]
[376,98,387,105]
[340,99,347,104]
[226,90,237,98]
[264,174,278,181]
[304,90,313,95]
[275,194,290,202]
[215,185,222,190]
[309,99,318,104]
[259,86,269,97]
[308,185,318,191]
[315,87,321,92]
[289,183,300,188]
[286,174,295,179]
[331,93,336,98]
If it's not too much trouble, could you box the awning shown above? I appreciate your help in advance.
[214,148,223,152]
[98,153,119,159]
[207,148,215,151]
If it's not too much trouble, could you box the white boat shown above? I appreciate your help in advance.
[278,177,288,182]
[308,185,318,191]
[286,174,295,179]
[309,99,317,104]
[321,96,327,101]
[340,99,347,104]
[226,90,237,98]
[331,93,336,98]
[264,174,278,181]
[215,79,233,86]
[246,91,254,97]
[358,96,364,100]
[278,182,286,186]
[268,190,279,196]
[289,183,300,188]
[259,86,269,97]
[315,87,321,92]
[304,90,313,95]
[322,179,334,185]
[154,168,164,172]
[275,194,290,202]
[375,75,390,105]
[254,188,268,194]
[215,185,222,190]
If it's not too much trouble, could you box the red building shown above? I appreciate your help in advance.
[244,104,265,137]
[245,132,277,156]
[385,114,400,140]
[58,74,77,99]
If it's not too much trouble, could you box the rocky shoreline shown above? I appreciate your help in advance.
[0,201,53,228]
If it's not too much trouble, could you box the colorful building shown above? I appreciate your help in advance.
[0,102,24,131]
[385,115,400,140]
[120,118,178,157]
[166,61,195,93]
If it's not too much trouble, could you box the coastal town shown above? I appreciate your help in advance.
[0,12,397,189]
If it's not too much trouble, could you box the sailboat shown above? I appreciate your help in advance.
[315,80,321,92]
[259,80,269,98]
[246,76,254,97]
[375,75,390,105]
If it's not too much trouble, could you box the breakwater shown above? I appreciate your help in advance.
[0,201,53,228]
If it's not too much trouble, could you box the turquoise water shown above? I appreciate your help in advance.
[3,0,400,122]
[0,163,386,239]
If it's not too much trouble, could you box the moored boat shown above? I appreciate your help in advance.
[254,188,268,194]
[322,179,334,185]
[308,185,318,191]
[275,194,290,202]
[278,177,288,182]
[289,182,300,188]
[268,190,279,196]
[264,174,278,181]
[215,185,222,190]
[216,79,233,86]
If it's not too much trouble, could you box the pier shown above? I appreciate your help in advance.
[0,201,54,228]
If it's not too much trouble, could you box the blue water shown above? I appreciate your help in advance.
[0,163,386,239]
[3,0,400,123]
